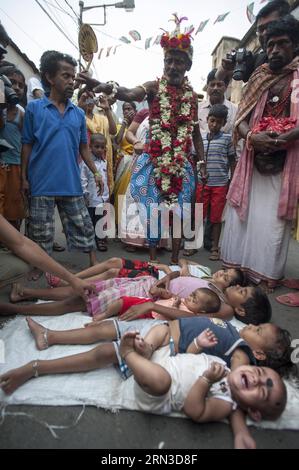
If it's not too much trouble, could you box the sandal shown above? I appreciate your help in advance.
[96,241,108,252]
[280,279,299,290]
[125,245,136,253]
[275,292,299,307]
[53,242,65,252]
[209,249,220,261]
[182,249,198,257]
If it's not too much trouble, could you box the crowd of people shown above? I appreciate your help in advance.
[0,0,299,449]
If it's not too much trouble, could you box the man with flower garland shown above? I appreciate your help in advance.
[77,15,204,265]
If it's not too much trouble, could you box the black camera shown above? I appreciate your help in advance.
[226,48,253,81]
[0,73,19,106]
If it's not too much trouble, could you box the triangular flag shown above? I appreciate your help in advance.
[119,36,131,44]
[246,2,256,24]
[145,37,152,50]
[195,19,209,35]
[97,48,104,60]
[214,12,230,24]
[153,34,162,45]
[106,46,113,57]
[129,30,141,41]
[113,45,121,55]
[184,25,194,34]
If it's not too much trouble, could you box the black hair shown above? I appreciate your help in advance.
[207,68,230,87]
[40,50,77,88]
[235,287,272,325]
[0,22,10,47]
[208,103,228,121]
[122,101,137,111]
[90,133,106,145]
[228,269,247,287]
[77,86,90,101]
[197,287,221,314]
[2,66,25,83]
[256,0,290,22]
[265,15,299,47]
[256,326,293,374]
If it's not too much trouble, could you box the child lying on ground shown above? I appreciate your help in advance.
[0,327,287,430]
[43,256,244,291]
[21,314,291,447]
[93,288,221,322]
[119,331,287,424]
[0,282,271,327]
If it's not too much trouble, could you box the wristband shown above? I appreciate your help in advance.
[94,171,101,178]
[200,375,212,386]
[193,337,200,350]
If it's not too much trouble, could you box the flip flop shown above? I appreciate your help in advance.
[209,249,220,261]
[275,292,299,307]
[182,249,198,257]
[281,279,299,290]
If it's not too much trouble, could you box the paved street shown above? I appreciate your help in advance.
[0,216,298,450]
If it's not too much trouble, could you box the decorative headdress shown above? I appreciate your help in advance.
[160,13,194,63]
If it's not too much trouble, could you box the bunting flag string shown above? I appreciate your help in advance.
[195,19,209,35]
[96,2,269,60]
[214,12,230,24]
[129,30,142,41]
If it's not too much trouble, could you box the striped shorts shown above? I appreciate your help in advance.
[28,196,95,254]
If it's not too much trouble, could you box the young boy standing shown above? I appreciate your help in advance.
[81,133,109,251]
[197,104,236,260]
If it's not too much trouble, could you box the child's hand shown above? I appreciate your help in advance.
[196,328,218,349]
[172,296,181,308]
[180,267,190,277]
[203,361,227,384]
[234,431,257,450]
[94,174,104,195]
[149,286,172,299]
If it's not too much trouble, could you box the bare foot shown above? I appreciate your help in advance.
[134,337,153,359]
[28,268,43,282]
[259,281,275,294]
[119,330,138,359]
[10,283,25,303]
[0,363,35,395]
[26,317,49,350]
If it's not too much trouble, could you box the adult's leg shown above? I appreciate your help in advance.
[0,295,85,316]
[27,317,118,350]
[0,342,118,395]
[27,196,56,280]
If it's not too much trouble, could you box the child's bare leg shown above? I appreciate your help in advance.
[92,299,123,321]
[10,284,74,303]
[143,323,171,355]
[155,264,172,274]
[0,342,117,395]
[0,296,84,317]
[53,258,122,287]
[120,331,171,396]
[211,223,222,252]
[27,317,118,350]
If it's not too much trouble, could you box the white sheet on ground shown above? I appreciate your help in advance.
[0,313,298,430]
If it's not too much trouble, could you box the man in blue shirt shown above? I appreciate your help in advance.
[21,51,102,278]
